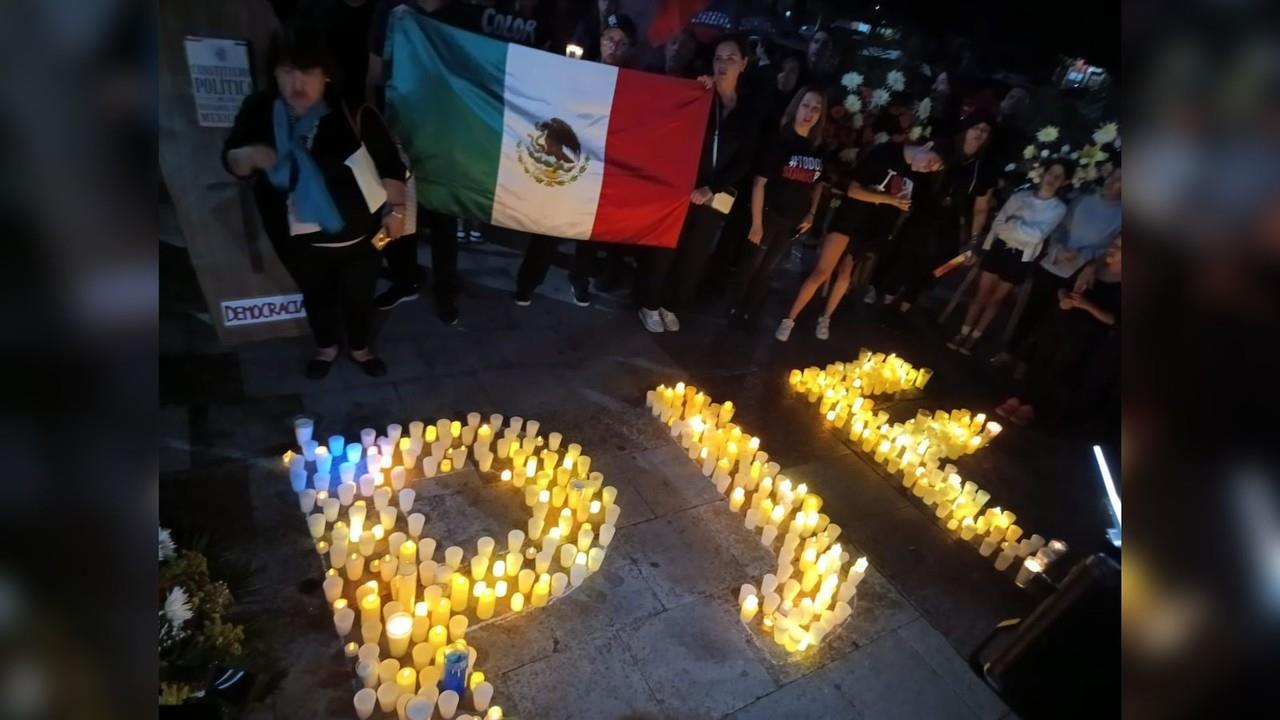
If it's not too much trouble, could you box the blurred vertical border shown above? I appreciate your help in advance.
[1125,0,1280,717]
[0,0,156,719]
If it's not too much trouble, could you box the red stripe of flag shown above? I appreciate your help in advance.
[591,70,710,248]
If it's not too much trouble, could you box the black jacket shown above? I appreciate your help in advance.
[223,91,406,245]
[696,91,762,195]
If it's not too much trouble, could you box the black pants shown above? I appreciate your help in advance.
[516,234,595,295]
[1025,310,1112,419]
[881,241,937,305]
[730,211,801,319]
[1006,265,1073,358]
[297,239,381,350]
[638,204,726,311]
[383,206,458,303]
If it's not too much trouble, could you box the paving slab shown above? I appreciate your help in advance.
[622,597,778,719]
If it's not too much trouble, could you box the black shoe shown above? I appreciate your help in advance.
[375,284,419,310]
[437,301,460,326]
[305,356,334,379]
[514,290,532,306]
[350,354,387,377]
[572,285,592,307]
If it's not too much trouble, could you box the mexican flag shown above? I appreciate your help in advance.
[385,8,710,248]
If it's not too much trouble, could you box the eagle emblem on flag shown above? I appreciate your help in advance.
[516,117,590,186]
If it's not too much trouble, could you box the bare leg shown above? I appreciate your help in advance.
[823,253,856,318]
[974,280,1015,337]
[786,232,850,320]
[962,271,1001,331]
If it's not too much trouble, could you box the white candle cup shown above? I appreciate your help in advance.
[1015,556,1045,588]
[396,488,415,514]
[407,513,426,538]
[605,504,622,526]
[289,469,308,493]
[328,434,346,458]
[358,474,376,497]
[509,417,524,435]
[587,547,605,572]
[550,572,569,597]
[525,419,540,438]
[356,658,378,688]
[345,443,363,464]
[323,574,343,603]
[376,681,399,713]
[405,697,434,720]
[334,607,355,636]
[293,416,315,447]
[762,592,781,615]
[472,681,494,711]
[354,687,378,719]
[312,470,332,494]
[448,614,468,641]
[597,523,616,548]
[422,456,439,478]
[760,573,779,596]
[760,525,779,547]
[339,462,357,485]
[307,513,327,540]
[437,690,460,719]
[298,489,318,514]
[477,536,496,559]
[994,547,1017,571]
[444,546,464,570]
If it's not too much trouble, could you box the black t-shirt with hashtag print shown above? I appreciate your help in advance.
[756,126,824,223]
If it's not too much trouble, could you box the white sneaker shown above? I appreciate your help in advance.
[775,318,795,342]
[815,315,830,340]
[639,308,665,333]
[863,287,878,304]
[658,308,680,332]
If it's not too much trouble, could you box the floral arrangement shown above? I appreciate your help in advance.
[158,526,246,705]
[830,66,930,167]
[1009,120,1120,187]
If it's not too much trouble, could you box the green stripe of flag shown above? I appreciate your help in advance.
[386,10,508,220]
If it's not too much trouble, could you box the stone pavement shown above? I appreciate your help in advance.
[160,230,1113,718]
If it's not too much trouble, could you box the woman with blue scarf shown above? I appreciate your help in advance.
[224,27,406,379]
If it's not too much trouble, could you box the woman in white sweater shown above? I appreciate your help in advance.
[947,158,1071,354]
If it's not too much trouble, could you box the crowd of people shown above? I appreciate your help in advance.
[222,0,1120,429]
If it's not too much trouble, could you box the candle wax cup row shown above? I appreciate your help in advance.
[790,354,1057,584]
[287,414,615,718]
[651,382,866,654]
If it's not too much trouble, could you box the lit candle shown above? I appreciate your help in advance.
[476,588,496,619]
[739,593,759,623]
[729,486,746,512]
[386,612,413,657]
[359,592,381,625]
[1015,556,1045,588]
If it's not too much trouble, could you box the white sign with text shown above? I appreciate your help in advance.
[221,294,306,327]
[184,36,253,128]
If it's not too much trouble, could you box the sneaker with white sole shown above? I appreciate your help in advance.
[638,308,664,333]
[658,308,680,332]
[863,287,878,304]
[775,317,795,342]
[815,315,830,340]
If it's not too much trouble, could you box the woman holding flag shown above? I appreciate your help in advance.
[637,34,760,333]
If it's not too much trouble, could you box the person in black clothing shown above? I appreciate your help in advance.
[777,114,917,341]
[995,236,1122,427]
[879,109,997,314]
[365,0,486,323]
[513,11,635,307]
[726,87,827,329]
[294,0,377,109]
[224,27,407,379]
[636,35,759,333]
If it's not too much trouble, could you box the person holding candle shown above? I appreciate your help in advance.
[725,87,827,330]
[995,236,1121,426]
[224,25,407,378]
[947,158,1071,355]
[636,35,761,334]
